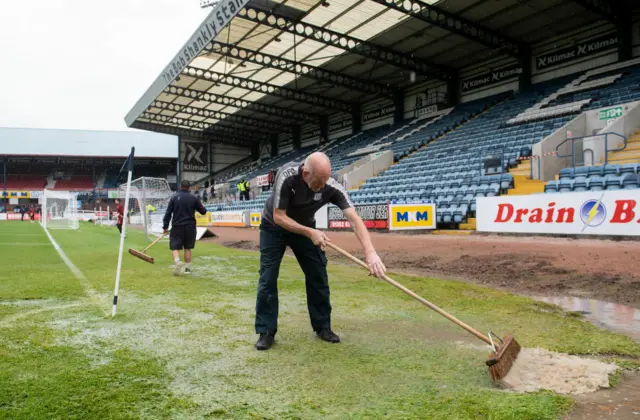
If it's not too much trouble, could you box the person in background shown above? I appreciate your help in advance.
[243,179,251,200]
[115,199,124,235]
[162,180,207,276]
[237,179,246,201]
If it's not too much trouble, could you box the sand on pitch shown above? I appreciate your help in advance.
[499,347,618,395]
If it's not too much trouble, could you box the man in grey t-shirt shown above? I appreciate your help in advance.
[254,152,386,351]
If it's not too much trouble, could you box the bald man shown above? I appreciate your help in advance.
[254,152,386,351]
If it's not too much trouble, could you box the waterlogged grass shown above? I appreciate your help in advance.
[1,221,639,419]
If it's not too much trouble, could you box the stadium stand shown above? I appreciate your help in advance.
[5,175,47,190]
[208,60,640,227]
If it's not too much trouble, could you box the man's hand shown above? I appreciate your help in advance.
[163,228,169,235]
[365,250,386,278]
[309,229,331,249]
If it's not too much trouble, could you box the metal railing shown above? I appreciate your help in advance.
[555,132,626,167]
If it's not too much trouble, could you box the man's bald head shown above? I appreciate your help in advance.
[302,152,332,192]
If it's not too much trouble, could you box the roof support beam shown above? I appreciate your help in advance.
[131,121,254,147]
[236,6,452,81]
[371,0,522,56]
[205,41,394,97]
[140,112,268,142]
[150,100,290,133]
[570,0,618,22]
[163,85,319,123]
[183,66,352,111]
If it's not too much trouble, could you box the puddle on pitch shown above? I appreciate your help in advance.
[533,296,640,343]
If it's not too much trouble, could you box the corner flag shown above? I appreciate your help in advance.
[112,147,135,316]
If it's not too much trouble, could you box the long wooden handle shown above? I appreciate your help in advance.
[326,242,491,345]
[141,231,169,253]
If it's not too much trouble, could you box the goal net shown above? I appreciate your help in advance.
[119,177,173,240]
[42,189,79,230]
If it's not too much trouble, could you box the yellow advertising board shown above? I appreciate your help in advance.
[388,202,436,230]
[1,191,31,199]
[250,212,261,227]
[195,211,212,227]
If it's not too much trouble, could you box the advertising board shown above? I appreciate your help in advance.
[210,210,249,227]
[195,211,212,227]
[327,203,389,229]
[388,201,436,231]
[256,174,269,187]
[476,190,640,236]
[250,212,261,227]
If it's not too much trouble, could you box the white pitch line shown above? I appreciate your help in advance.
[40,224,106,314]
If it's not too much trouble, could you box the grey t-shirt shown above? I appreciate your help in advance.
[261,162,353,228]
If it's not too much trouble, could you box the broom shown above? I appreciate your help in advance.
[128,231,169,264]
[327,242,520,383]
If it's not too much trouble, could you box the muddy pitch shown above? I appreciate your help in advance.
[205,228,640,309]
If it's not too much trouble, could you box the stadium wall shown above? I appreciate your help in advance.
[278,133,293,154]
[179,138,210,182]
[211,143,250,173]
[301,124,321,148]
[328,113,352,140]
[404,80,447,120]
[459,56,520,103]
[531,21,618,84]
[361,99,395,131]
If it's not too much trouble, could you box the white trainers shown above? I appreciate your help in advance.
[173,261,185,276]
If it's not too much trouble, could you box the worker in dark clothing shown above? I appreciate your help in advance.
[163,180,207,276]
[254,152,387,351]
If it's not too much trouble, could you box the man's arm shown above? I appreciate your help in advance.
[162,197,174,231]
[343,209,387,278]
[195,196,207,215]
[273,209,329,247]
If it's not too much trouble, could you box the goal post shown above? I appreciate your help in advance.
[119,176,173,241]
[42,189,79,230]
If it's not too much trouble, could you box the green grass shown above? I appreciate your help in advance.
[1,221,639,419]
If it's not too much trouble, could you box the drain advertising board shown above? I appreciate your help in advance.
[476,190,640,236]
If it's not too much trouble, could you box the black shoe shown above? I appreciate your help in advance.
[255,332,275,351]
[184,268,192,275]
[315,328,340,343]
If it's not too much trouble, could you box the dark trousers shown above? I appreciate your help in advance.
[255,224,331,334]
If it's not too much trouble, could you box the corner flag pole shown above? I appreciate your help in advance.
[112,147,135,317]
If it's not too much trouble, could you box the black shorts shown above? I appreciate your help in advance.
[170,224,197,250]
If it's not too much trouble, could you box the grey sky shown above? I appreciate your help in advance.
[0,0,207,131]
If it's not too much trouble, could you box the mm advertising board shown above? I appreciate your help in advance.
[327,203,389,229]
[388,201,436,231]
[476,190,640,235]
[210,210,249,227]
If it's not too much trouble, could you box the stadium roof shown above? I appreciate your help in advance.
[125,0,635,146]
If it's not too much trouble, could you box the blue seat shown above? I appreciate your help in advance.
[620,163,637,175]
[574,166,589,178]
[603,164,620,177]
[588,176,605,191]
[605,176,622,191]
[588,166,603,178]
[559,168,574,180]
[573,176,588,192]
[558,179,573,193]
[544,181,558,193]
[622,174,640,189]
